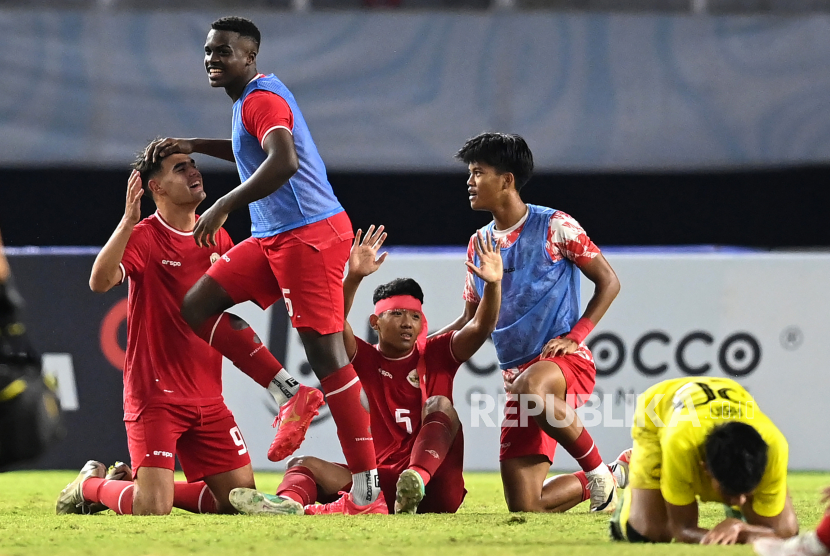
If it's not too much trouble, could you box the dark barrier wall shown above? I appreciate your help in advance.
[1,167,829,249]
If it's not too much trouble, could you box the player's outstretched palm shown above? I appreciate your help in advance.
[124,170,144,227]
[466,230,503,284]
[349,225,387,278]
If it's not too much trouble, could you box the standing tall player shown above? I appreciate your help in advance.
[56,145,255,515]
[443,132,623,513]
[145,16,380,508]
[229,225,503,515]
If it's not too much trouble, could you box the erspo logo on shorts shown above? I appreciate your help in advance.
[153,450,174,458]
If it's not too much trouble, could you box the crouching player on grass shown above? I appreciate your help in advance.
[230,225,503,515]
[56,144,272,515]
[610,376,798,544]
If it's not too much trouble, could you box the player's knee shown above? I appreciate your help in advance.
[286,455,321,473]
[180,276,232,331]
[505,498,542,513]
[423,396,461,431]
[424,395,452,415]
[134,498,173,516]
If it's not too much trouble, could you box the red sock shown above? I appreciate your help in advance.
[563,428,604,472]
[172,481,217,514]
[817,512,830,549]
[408,412,454,486]
[197,313,282,388]
[276,466,318,506]
[83,478,135,515]
[81,479,216,514]
[320,364,377,473]
[573,471,590,502]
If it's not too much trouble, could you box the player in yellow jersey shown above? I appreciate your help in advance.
[610,377,798,545]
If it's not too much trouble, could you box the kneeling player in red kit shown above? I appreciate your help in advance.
[230,225,503,515]
[55,143,302,515]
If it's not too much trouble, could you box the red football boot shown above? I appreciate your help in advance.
[304,491,389,515]
[267,384,325,462]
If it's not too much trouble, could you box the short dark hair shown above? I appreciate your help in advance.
[372,278,424,305]
[131,138,165,199]
[704,421,768,496]
[455,132,534,191]
[211,16,261,50]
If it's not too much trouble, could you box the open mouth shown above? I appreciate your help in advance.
[189,181,202,190]
[207,67,223,79]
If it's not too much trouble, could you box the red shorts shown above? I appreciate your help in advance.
[499,351,597,463]
[328,431,467,514]
[206,212,354,335]
[125,402,251,482]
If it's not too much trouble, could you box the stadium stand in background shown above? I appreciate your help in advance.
[4,0,830,11]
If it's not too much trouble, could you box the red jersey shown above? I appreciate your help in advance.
[118,212,234,420]
[351,332,461,468]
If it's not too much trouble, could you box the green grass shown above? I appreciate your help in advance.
[0,471,827,556]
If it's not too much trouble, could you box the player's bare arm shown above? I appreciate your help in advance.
[193,129,299,248]
[89,170,144,293]
[145,137,235,164]
[342,225,387,359]
[541,252,620,358]
[666,501,709,544]
[736,492,799,541]
[451,230,502,361]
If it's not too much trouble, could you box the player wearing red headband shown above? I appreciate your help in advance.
[229,225,503,515]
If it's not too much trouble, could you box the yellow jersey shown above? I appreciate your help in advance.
[634,376,788,517]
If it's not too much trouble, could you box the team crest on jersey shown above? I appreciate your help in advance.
[406,369,420,388]
[210,253,220,265]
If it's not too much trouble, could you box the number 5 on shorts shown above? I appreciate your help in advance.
[230,426,248,456]
[282,288,293,317]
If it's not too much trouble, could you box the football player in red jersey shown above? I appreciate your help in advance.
[56,142,280,515]
[228,225,503,515]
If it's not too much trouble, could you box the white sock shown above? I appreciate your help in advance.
[267,369,300,406]
[349,469,380,506]
[585,463,610,479]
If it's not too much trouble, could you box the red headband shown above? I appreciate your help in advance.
[373,295,423,317]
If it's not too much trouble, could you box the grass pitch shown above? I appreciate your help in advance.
[0,470,827,556]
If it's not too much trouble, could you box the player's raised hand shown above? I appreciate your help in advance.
[193,201,228,248]
[144,137,195,163]
[465,230,503,284]
[348,225,387,278]
[123,170,144,227]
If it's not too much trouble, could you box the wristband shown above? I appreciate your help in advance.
[565,317,594,345]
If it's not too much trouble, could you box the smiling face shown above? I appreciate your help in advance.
[466,161,511,212]
[204,29,257,98]
[148,154,205,208]
[371,309,423,358]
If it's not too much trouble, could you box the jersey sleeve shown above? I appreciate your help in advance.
[547,212,600,268]
[751,426,789,517]
[659,433,699,507]
[462,234,481,304]
[241,90,294,147]
[119,224,152,283]
[350,336,377,383]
